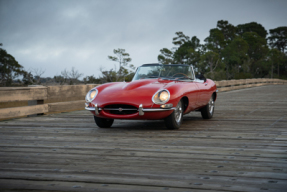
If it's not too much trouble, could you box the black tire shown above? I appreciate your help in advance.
[201,95,215,119]
[164,100,183,130]
[94,116,114,128]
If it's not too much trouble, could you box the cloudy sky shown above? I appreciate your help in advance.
[1,0,287,78]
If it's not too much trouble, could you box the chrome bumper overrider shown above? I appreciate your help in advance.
[85,103,176,116]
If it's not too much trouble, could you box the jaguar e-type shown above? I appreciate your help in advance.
[85,64,217,129]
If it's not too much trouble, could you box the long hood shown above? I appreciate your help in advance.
[92,79,175,107]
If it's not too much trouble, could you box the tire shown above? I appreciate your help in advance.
[94,116,114,128]
[201,95,215,119]
[164,100,183,130]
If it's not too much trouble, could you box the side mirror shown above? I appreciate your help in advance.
[195,73,206,82]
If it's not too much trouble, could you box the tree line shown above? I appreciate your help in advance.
[158,20,287,80]
[1,20,286,86]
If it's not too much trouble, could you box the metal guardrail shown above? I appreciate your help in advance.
[0,79,286,120]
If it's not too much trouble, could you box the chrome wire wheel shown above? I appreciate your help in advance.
[201,95,215,119]
[175,101,183,124]
[165,100,183,130]
[208,97,215,114]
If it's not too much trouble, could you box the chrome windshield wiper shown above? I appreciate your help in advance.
[174,77,193,80]
[145,76,159,79]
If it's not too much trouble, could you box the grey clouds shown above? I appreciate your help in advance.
[1,0,287,78]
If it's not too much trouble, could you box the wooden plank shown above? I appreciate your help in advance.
[46,84,99,102]
[0,87,47,102]
[0,104,48,120]
[0,85,287,191]
[48,100,85,113]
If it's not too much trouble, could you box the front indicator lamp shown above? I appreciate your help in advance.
[161,104,173,108]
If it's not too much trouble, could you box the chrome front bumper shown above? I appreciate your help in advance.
[85,103,175,116]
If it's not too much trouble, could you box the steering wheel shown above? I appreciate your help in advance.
[172,73,189,78]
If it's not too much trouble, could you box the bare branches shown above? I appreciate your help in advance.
[31,68,45,84]
[57,67,83,85]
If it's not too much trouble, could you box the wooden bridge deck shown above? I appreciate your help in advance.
[0,85,286,192]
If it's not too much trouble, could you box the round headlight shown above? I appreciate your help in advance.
[159,91,169,102]
[86,89,98,102]
[152,89,170,104]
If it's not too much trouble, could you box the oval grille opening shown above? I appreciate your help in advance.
[103,104,138,115]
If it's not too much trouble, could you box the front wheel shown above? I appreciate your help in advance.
[164,100,183,130]
[94,116,114,128]
[201,96,215,119]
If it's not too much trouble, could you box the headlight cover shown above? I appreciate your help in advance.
[85,89,98,102]
[152,89,170,104]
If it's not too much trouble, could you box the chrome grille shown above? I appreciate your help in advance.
[103,104,138,115]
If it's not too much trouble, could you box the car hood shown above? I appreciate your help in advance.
[92,79,176,107]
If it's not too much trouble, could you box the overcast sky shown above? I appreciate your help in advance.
[1,0,287,78]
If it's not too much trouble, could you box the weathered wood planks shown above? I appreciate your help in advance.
[0,104,49,119]
[0,86,48,102]
[0,85,286,191]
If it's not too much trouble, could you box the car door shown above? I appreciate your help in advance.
[194,79,209,107]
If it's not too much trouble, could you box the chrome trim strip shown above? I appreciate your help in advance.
[191,65,195,80]
[85,107,102,111]
[85,106,176,113]
[143,107,176,112]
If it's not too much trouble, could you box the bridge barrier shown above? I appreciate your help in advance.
[0,78,286,120]
[0,84,99,120]
[215,78,286,92]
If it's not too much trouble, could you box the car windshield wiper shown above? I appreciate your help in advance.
[174,77,193,80]
[159,77,193,80]
[145,76,159,79]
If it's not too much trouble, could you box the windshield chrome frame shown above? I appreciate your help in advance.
[132,64,195,81]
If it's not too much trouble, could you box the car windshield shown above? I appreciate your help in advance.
[132,65,194,81]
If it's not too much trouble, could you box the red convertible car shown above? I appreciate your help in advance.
[85,64,217,129]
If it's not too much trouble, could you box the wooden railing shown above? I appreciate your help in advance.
[215,78,287,92]
[0,78,286,120]
[0,84,99,120]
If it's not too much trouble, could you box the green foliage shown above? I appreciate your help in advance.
[158,48,174,64]
[173,36,202,67]
[267,49,285,78]
[172,31,190,46]
[83,75,102,84]
[268,26,287,53]
[237,22,268,38]
[242,32,268,61]
[198,51,220,79]
[0,46,31,86]
[105,48,135,82]
[222,37,249,79]
[204,28,225,53]
[22,71,34,85]
[158,21,287,81]
[158,32,203,69]
[216,20,236,42]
